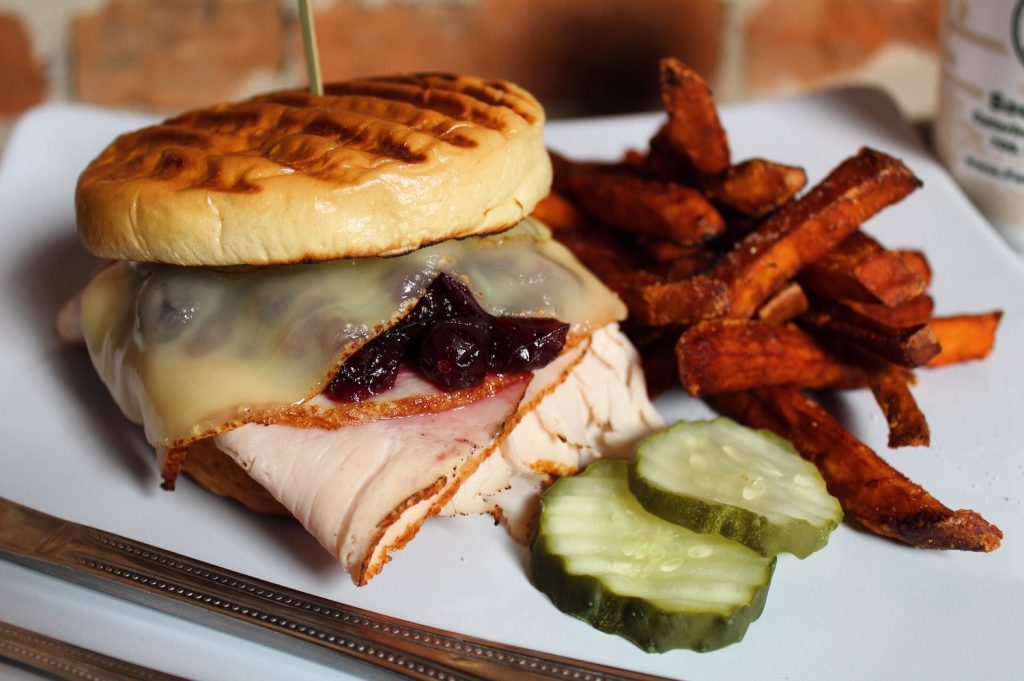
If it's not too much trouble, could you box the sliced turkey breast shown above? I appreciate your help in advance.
[210,324,659,584]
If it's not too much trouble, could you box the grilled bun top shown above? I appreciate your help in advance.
[75,73,550,266]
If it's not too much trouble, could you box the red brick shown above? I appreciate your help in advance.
[744,0,941,93]
[0,12,47,117]
[311,0,724,117]
[73,0,285,110]
[312,4,474,84]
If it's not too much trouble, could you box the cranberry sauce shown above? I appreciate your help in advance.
[489,316,570,373]
[323,273,569,402]
[419,317,490,390]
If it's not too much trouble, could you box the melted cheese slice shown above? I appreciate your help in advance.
[80,219,625,447]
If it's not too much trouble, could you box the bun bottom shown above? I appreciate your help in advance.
[183,438,291,517]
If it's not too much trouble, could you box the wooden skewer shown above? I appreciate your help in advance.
[298,0,323,95]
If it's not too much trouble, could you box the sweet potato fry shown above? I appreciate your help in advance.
[926,312,1003,367]
[700,159,807,218]
[621,148,647,168]
[756,282,809,324]
[710,148,922,319]
[636,237,715,280]
[658,58,730,175]
[895,249,932,286]
[637,237,708,264]
[657,255,717,282]
[842,295,935,328]
[552,223,644,284]
[551,152,725,245]
[644,126,685,179]
[676,319,866,395]
[630,326,684,398]
[618,273,728,326]
[531,191,586,231]
[713,387,1002,551]
[799,231,926,306]
[867,364,930,448]
[836,344,928,447]
[548,58,1004,562]
[802,300,941,367]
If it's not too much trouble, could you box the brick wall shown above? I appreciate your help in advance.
[0,0,942,147]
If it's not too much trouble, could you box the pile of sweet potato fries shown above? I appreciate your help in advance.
[536,58,1003,552]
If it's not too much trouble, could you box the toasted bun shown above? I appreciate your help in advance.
[76,73,550,265]
[183,437,291,517]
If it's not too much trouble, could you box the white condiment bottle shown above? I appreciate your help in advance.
[934,0,1024,253]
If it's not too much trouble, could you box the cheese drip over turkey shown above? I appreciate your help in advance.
[68,221,661,584]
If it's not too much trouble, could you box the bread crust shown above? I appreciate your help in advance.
[184,437,291,517]
[76,73,550,265]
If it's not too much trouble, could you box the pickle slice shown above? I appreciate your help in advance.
[629,418,842,558]
[530,460,775,653]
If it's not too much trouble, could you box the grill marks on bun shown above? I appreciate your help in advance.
[124,72,536,178]
[320,73,539,128]
[75,72,550,266]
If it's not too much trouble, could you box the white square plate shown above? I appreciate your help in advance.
[1,88,1021,681]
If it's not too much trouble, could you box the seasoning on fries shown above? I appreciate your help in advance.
[552,152,725,245]
[657,57,730,175]
[842,294,935,328]
[710,147,922,319]
[713,387,1001,552]
[540,57,1003,553]
[698,158,807,218]
[676,319,866,395]
[863,358,931,448]
[756,282,809,324]
[926,312,1003,367]
[800,300,942,368]
[800,230,927,306]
